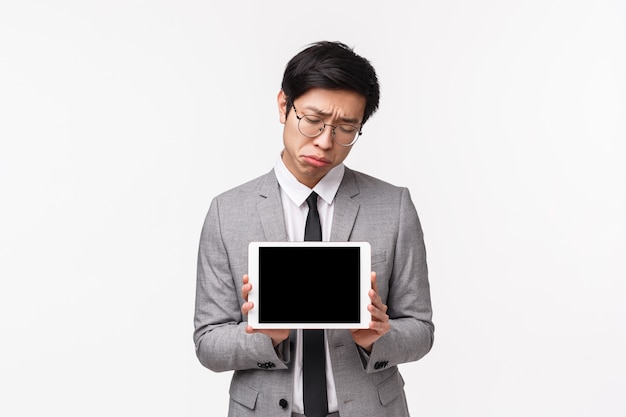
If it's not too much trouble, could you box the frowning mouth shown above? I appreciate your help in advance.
[303,155,331,168]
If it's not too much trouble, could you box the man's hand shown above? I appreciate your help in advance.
[241,274,290,347]
[350,271,390,352]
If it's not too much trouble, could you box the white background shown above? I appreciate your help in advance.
[1,1,625,416]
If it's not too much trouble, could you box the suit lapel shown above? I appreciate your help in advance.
[255,168,360,242]
[330,168,360,242]
[256,170,288,241]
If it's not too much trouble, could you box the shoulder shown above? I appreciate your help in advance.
[213,170,277,202]
[342,168,418,218]
[344,167,407,196]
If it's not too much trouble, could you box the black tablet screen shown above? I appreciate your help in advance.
[258,246,361,323]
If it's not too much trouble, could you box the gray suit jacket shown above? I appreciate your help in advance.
[194,167,434,417]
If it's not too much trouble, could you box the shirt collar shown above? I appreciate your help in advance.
[274,153,345,207]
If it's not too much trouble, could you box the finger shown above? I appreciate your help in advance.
[368,303,389,322]
[368,288,388,313]
[241,274,251,301]
[242,283,252,301]
[368,304,389,323]
[369,319,390,334]
[241,301,254,316]
[370,271,378,293]
[369,272,387,309]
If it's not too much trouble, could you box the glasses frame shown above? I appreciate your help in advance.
[292,105,362,147]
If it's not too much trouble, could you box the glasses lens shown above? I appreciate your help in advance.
[298,115,325,137]
[333,124,360,146]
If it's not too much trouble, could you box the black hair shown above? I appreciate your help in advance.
[281,41,380,124]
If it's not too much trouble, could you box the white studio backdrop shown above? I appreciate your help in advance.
[1,1,625,416]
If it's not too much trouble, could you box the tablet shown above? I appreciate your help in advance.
[247,241,371,329]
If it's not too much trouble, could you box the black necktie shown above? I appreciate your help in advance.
[303,192,328,417]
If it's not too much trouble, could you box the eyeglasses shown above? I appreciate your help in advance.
[292,105,362,147]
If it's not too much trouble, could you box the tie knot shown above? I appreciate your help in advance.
[306,192,318,209]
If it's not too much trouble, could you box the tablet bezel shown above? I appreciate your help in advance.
[247,241,371,329]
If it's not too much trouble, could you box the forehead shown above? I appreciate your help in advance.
[295,88,366,123]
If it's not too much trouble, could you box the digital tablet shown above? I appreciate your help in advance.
[247,241,371,329]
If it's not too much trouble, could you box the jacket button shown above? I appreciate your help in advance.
[256,362,276,369]
[279,399,288,409]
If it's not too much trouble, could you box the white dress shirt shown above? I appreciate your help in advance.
[273,154,345,414]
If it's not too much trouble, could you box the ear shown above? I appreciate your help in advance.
[277,90,288,124]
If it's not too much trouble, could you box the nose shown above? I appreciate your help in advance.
[312,125,334,149]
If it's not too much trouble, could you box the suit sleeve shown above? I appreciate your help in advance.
[193,197,289,372]
[366,187,434,372]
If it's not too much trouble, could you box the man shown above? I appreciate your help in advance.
[194,41,434,417]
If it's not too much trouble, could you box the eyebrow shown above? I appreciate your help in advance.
[301,105,362,125]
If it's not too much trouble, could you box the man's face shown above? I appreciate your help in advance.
[278,88,366,188]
